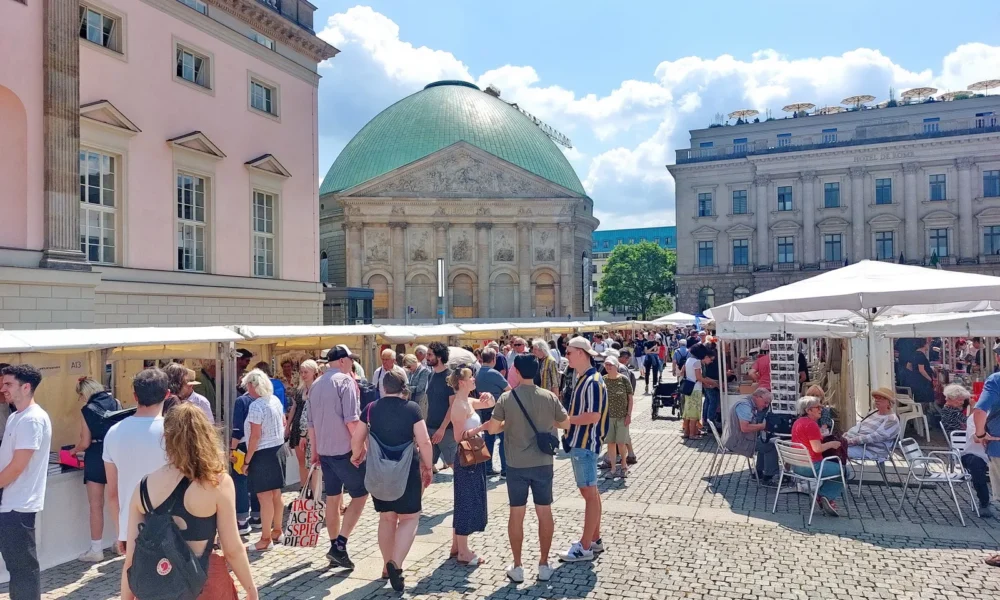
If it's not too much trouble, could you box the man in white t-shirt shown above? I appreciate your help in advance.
[104,368,170,552]
[0,364,52,600]
[372,348,396,397]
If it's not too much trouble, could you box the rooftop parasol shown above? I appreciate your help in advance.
[968,79,1000,94]
[728,109,759,121]
[901,87,938,101]
[938,91,971,101]
[875,100,891,108]
[841,94,875,108]
[782,102,814,113]
[815,106,845,115]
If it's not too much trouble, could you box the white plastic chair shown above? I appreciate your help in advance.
[772,439,850,525]
[896,395,930,443]
[705,421,757,488]
[850,434,901,499]
[895,437,979,526]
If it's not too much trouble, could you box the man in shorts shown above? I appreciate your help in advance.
[486,354,569,583]
[309,346,369,569]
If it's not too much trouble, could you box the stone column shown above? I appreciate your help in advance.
[957,157,976,262]
[40,0,88,270]
[800,171,817,265]
[517,222,532,317]
[902,162,920,261]
[559,223,574,317]
[389,222,406,319]
[476,223,491,318]
[754,175,770,267]
[433,222,449,317]
[849,168,866,261]
[345,222,363,288]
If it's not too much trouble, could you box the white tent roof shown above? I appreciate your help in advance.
[710,260,1000,323]
[0,332,32,353]
[237,325,382,340]
[9,326,243,353]
[715,319,862,340]
[378,325,465,344]
[874,311,1000,338]
[653,312,697,325]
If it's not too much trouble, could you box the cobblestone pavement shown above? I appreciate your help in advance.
[6,371,1000,599]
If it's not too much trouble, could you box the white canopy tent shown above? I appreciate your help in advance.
[653,311,697,325]
[873,311,1000,338]
[715,319,862,340]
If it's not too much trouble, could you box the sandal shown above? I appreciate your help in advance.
[986,554,1000,567]
[386,561,405,592]
[457,553,485,566]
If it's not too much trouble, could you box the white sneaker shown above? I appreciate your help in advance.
[506,564,524,583]
[590,538,605,553]
[537,562,555,581]
[78,549,104,563]
[558,542,594,562]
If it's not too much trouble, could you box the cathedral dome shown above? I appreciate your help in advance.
[320,81,585,196]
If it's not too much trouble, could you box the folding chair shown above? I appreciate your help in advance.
[850,434,901,500]
[895,437,979,526]
[706,421,757,488]
[773,439,850,525]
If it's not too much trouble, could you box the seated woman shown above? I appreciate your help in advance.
[843,387,901,461]
[791,397,845,517]
[805,384,836,435]
[939,384,970,435]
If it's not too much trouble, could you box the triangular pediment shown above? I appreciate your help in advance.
[691,225,720,240]
[868,214,902,227]
[769,219,801,232]
[921,210,956,223]
[80,100,141,134]
[341,142,579,199]
[168,131,226,159]
[245,154,292,178]
[726,223,755,236]
[816,216,850,229]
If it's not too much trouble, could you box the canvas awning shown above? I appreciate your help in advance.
[873,311,1000,338]
[653,312,697,325]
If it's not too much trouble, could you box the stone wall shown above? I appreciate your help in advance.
[93,292,321,326]
[0,267,99,329]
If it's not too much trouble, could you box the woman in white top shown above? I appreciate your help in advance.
[682,343,711,440]
[289,360,320,492]
[241,369,287,551]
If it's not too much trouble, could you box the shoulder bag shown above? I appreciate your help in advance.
[458,429,491,467]
[511,389,561,456]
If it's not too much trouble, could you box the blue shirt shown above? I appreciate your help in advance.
[974,372,1000,457]
[475,366,509,421]
[494,353,508,376]
[270,378,287,412]
[673,347,688,365]
[231,393,253,444]
[565,368,609,453]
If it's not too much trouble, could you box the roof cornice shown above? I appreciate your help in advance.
[207,0,338,62]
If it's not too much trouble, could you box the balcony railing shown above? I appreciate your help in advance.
[983,254,1000,264]
[774,262,797,271]
[676,116,1000,164]
[730,264,751,273]
[697,265,719,274]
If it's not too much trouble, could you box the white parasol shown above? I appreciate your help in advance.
[782,102,815,113]
[815,106,845,115]
[841,94,875,108]
[728,109,759,120]
[901,87,938,101]
[938,91,971,101]
[968,79,1000,95]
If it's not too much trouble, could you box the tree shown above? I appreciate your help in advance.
[596,241,676,320]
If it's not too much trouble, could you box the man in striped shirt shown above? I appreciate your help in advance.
[559,336,609,563]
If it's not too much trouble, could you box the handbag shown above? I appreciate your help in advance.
[511,390,561,456]
[458,432,491,467]
[680,378,696,396]
[281,465,326,547]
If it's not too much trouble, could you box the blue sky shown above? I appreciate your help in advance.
[313,1,1000,230]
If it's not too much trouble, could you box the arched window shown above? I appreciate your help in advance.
[534,273,556,317]
[451,274,474,319]
[407,274,434,319]
[369,274,390,319]
[733,285,750,300]
[698,287,715,312]
[492,273,518,318]
[320,251,329,284]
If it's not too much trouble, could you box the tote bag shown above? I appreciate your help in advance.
[282,466,325,547]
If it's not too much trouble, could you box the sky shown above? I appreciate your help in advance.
[313,1,1000,231]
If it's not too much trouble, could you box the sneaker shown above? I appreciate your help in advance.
[499,471,507,480]
[506,564,524,583]
[487,468,499,476]
[979,505,993,518]
[248,516,262,530]
[626,455,637,465]
[237,521,252,536]
[558,542,594,562]
[327,546,355,569]
[590,538,605,554]
[538,562,555,581]
[78,549,104,563]
[818,497,840,517]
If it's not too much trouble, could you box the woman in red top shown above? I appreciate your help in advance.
[790,396,844,516]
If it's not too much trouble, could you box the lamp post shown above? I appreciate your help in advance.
[437,258,446,324]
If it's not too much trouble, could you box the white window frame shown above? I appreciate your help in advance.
[776,236,795,264]
[79,148,120,265]
[874,230,895,260]
[928,227,950,259]
[176,171,209,272]
[252,189,277,278]
[173,37,214,94]
[249,31,275,51]
[247,71,281,121]
[177,0,208,14]
[78,2,126,57]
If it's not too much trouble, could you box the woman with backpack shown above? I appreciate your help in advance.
[121,402,257,600]
[72,376,121,563]
[350,369,433,591]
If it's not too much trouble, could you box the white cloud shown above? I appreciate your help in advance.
[316,7,999,232]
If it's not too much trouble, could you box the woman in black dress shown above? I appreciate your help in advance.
[351,369,433,591]
[71,376,121,562]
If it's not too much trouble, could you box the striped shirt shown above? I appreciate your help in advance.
[537,356,560,393]
[564,368,609,453]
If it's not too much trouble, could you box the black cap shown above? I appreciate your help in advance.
[326,344,355,362]
[236,348,253,359]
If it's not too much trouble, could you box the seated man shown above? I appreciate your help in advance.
[722,388,779,483]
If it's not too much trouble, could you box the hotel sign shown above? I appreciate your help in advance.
[853,150,915,163]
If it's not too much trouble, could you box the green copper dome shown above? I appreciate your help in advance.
[320,81,586,196]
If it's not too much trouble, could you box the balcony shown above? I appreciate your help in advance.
[730,264,751,273]
[820,261,844,270]
[697,265,719,274]
[255,0,315,33]
[982,254,1000,264]
[676,116,1000,164]
[774,262,797,271]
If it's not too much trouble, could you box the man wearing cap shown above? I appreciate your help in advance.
[235,349,253,395]
[309,345,369,569]
[750,340,772,391]
[559,336,609,563]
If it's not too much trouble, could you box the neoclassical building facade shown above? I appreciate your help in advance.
[320,81,598,322]
[669,96,1000,313]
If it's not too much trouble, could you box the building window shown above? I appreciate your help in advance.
[177,0,207,14]
[176,45,210,88]
[732,190,748,215]
[875,178,892,205]
[697,241,714,267]
[822,128,837,143]
[640,237,646,242]
[984,170,1000,198]
[616,238,623,245]
[923,117,940,134]
[628,238,635,243]
[823,234,842,262]
[733,286,750,300]
[929,228,949,259]
[777,133,791,147]
[733,138,747,154]
[776,237,794,264]
[824,182,840,208]
[875,231,894,260]
[732,239,749,266]
[78,5,121,52]
[250,79,276,115]
[252,190,275,278]
[929,174,946,201]
[698,287,715,312]
[777,186,793,211]
[603,240,609,249]
[697,192,713,217]
[249,31,275,50]
[666,237,672,245]
[985,226,1000,256]
[176,173,207,272]
[977,112,997,129]
[653,237,660,244]
[79,150,116,264]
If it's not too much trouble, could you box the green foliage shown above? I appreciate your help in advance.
[596,242,676,320]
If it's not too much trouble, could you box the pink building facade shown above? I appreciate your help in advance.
[0,0,337,328]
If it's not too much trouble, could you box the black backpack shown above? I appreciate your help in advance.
[358,378,379,411]
[127,477,207,600]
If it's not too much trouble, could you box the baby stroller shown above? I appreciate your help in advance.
[652,381,679,420]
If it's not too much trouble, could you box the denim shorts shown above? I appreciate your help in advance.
[506,465,554,507]
[569,448,599,488]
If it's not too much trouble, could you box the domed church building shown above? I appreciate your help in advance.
[319,81,598,322]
